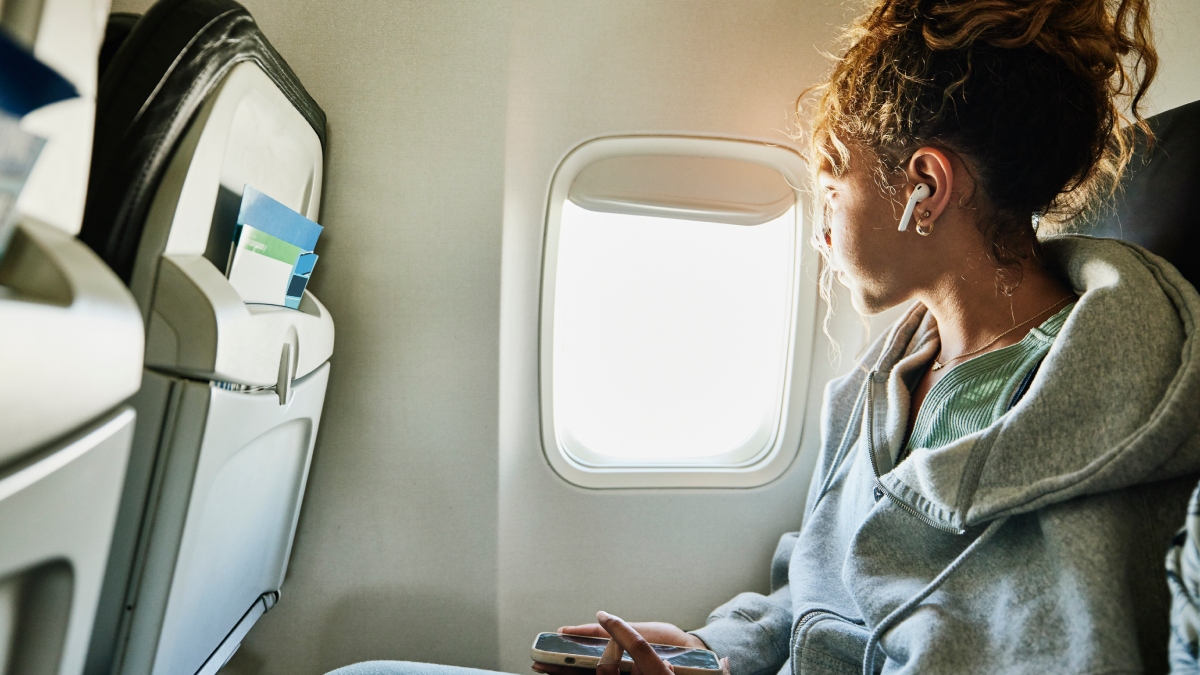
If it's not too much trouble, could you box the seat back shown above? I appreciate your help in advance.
[79,0,326,285]
[0,0,145,674]
[79,3,333,674]
[1080,100,1200,286]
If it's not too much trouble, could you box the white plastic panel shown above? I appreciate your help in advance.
[539,136,817,488]
[85,371,175,675]
[145,254,333,387]
[17,97,94,237]
[569,154,795,225]
[0,560,73,675]
[161,62,322,257]
[0,220,143,466]
[119,364,329,675]
[16,0,109,236]
[195,595,269,675]
[130,61,322,309]
[130,62,331,386]
[29,0,106,95]
[0,408,133,675]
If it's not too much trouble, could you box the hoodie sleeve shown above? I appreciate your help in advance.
[1168,482,1200,674]
[690,532,797,675]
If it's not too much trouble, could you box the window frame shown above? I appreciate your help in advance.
[539,136,818,489]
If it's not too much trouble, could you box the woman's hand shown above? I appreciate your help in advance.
[559,619,707,650]
[531,616,702,675]
[531,612,727,675]
[594,611,674,675]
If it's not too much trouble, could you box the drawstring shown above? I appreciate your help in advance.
[861,516,1010,675]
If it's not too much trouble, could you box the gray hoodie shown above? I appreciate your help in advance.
[691,236,1200,675]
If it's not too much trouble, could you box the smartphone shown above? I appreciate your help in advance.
[530,632,722,675]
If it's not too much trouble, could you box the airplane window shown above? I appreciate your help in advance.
[537,137,817,488]
[550,200,796,465]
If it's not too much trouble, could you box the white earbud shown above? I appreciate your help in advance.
[897,183,932,232]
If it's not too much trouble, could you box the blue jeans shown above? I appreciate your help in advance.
[327,662,515,675]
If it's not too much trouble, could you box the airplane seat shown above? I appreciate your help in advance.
[78,1,334,674]
[97,13,140,82]
[1079,99,1200,664]
[0,0,145,673]
[1082,99,1200,287]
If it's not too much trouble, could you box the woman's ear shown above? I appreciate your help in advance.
[907,147,954,223]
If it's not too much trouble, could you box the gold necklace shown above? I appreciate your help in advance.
[931,293,1075,371]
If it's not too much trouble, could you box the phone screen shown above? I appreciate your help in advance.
[534,633,720,670]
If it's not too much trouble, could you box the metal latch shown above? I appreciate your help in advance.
[276,342,296,405]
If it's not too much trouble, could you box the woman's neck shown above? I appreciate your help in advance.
[919,256,1074,361]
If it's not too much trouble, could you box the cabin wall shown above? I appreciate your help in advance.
[103,1,1200,675]
[1147,0,1200,116]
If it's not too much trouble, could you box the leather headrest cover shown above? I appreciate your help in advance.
[1083,100,1200,287]
[98,13,139,82]
[79,0,326,283]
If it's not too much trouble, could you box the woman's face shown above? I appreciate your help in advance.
[818,155,931,314]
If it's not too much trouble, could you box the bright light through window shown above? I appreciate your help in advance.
[551,200,796,465]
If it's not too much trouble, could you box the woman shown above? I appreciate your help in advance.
[334,0,1200,673]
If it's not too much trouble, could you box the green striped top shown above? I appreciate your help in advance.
[905,303,1075,454]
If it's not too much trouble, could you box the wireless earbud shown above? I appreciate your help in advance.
[897,183,931,232]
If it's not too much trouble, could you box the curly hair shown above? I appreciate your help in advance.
[803,0,1158,310]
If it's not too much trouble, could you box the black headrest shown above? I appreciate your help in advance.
[1082,100,1200,287]
[97,13,139,82]
[79,0,326,283]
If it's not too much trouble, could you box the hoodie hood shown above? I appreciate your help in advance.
[868,235,1200,531]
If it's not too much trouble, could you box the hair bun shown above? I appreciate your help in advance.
[920,0,1149,87]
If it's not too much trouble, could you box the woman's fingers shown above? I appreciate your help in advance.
[719,658,730,675]
[559,624,609,638]
[595,632,625,675]
[633,658,672,675]
[596,611,673,675]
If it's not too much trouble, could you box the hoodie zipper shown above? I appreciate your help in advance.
[788,374,973,674]
[790,609,864,675]
[789,610,811,675]
[865,376,966,536]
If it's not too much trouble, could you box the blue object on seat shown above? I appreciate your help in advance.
[0,30,76,116]
[237,185,323,251]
